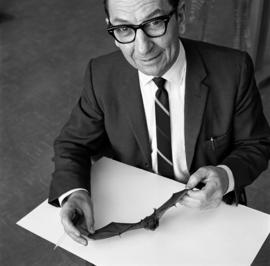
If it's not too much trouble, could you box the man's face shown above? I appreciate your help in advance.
[107,0,180,76]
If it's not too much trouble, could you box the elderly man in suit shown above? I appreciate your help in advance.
[49,0,270,246]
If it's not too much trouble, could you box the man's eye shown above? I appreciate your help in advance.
[149,19,163,27]
[115,27,131,33]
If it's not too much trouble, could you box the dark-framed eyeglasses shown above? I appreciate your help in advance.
[107,9,176,44]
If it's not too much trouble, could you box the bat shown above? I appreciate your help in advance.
[87,188,189,240]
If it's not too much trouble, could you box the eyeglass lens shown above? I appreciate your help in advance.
[114,19,166,43]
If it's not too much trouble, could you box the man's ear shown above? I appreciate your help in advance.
[177,0,186,35]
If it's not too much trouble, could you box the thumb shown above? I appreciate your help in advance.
[83,200,95,234]
[186,167,207,189]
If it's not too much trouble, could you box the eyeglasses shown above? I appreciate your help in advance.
[107,9,176,44]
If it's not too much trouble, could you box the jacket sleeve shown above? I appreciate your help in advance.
[48,60,110,206]
[222,52,270,203]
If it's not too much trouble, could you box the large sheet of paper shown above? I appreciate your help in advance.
[17,157,270,265]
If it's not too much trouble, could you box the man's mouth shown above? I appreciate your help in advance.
[139,52,162,62]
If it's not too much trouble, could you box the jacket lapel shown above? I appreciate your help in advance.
[117,60,152,166]
[115,38,209,172]
[182,39,209,171]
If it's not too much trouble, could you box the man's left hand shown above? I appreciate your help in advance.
[181,166,229,210]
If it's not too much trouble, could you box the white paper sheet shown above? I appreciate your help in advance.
[17,157,270,266]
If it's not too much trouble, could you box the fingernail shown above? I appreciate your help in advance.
[74,231,80,237]
[80,239,87,246]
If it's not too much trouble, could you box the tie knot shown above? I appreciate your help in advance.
[153,77,166,89]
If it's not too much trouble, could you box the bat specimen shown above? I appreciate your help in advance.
[87,188,189,240]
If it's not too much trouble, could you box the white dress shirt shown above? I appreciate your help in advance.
[138,41,189,182]
[59,41,234,205]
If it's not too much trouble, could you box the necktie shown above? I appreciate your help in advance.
[153,77,174,179]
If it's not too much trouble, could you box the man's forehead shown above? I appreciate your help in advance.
[108,0,171,23]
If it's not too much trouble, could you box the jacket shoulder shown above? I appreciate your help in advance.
[90,50,128,70]
[182,38,253,66]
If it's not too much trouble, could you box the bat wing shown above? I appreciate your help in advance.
[155,189,189,219]
[87,221,143,240]
[87,188,189,240]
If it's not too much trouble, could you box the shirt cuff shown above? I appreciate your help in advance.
[217,165,235,194]
[58,188,88,206]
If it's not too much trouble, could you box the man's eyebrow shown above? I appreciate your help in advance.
[143,9,164,20]
[112,9,164,24]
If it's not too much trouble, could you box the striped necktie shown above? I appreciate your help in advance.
[153,77,174,179]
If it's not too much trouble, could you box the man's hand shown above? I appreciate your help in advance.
[181,166,229,210]
[60,190,95,245]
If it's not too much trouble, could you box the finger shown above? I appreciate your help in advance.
[187,189,211,208]
[187,189,206,201]
[180,195,201,209]
[188,180,222,204]
[187,182,216,200]
[186,167,208,189]
[204,197,222,209]
[82,200,95,233]
[61,208,81,238]
[203,179,221,197]
[61,210,88,245]
[78,225,90,236]
[188,187,223,209]
[68,231,88,246]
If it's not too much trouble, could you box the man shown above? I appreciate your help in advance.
[49,0,270,246]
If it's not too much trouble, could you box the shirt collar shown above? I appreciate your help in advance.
[138,40,186,87]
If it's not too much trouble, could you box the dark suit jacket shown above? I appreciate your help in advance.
[49,38,270,206]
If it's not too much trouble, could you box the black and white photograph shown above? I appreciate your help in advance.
[1,0,270,265]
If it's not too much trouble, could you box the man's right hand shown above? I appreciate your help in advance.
[60,190,95,246]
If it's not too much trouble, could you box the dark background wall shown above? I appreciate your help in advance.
[0,0,269,265]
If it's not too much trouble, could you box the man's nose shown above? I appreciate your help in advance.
[135,29,152,55]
